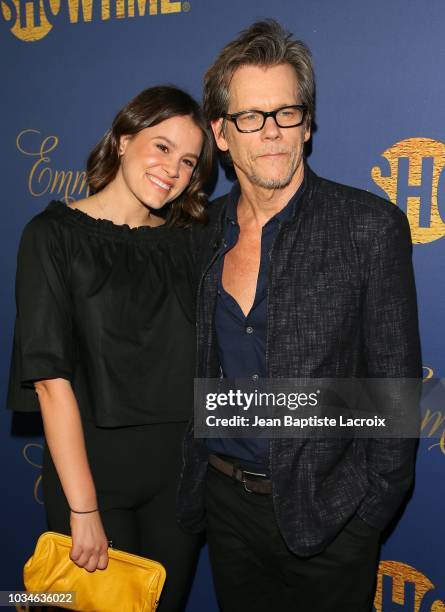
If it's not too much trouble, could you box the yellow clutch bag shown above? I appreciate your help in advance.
[23,531,166,612]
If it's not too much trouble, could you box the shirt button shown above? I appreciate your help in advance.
[252,374,259,381]
[246,326,254,334]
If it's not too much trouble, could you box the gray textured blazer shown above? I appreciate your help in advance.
[177,165,422,557]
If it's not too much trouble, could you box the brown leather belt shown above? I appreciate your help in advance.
[208,454,272,494]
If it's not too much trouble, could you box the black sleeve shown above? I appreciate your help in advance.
[7,215,73,412]
[357,207,422,530]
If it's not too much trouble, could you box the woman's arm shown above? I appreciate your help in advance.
[35,377,109,572]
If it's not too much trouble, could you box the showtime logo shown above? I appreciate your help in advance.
[0,0,186,42]
[375,561,445,611]
[372,138,445,244]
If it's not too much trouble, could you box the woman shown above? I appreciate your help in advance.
[8,85,214,611]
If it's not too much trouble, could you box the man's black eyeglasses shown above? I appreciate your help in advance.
[223,105,307,133]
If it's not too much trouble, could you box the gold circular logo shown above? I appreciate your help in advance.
[375,560,445,611]
[372,138,445,244]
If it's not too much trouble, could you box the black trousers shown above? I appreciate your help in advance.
[205,464,381,612]
[42,420,200,612]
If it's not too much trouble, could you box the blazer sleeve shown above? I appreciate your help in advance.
[357,206,422,530]
[7,215,73,412]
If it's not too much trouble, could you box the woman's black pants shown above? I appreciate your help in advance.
[43,420,199,612]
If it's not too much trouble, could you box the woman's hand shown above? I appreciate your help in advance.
[69,511,109,572]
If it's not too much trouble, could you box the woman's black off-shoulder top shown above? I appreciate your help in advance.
[7,201,196,427]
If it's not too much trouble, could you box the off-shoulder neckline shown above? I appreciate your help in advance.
[45,200,169,240]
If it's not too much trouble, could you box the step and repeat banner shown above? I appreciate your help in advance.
[1,0,444,610]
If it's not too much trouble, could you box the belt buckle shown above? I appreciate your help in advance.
[241,468,267,494]
[241,472,253,493]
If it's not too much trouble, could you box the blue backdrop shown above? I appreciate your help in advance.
[1,0,444,609]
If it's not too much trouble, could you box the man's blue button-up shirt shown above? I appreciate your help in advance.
[206,180,305,471]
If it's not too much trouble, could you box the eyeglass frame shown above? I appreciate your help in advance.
[223,104,308,133]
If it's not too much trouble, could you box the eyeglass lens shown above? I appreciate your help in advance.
[235,107,304,131]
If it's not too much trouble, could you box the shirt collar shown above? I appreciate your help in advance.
[225,182,240,223]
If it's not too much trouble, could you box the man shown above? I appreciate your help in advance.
[178,19,421,612]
